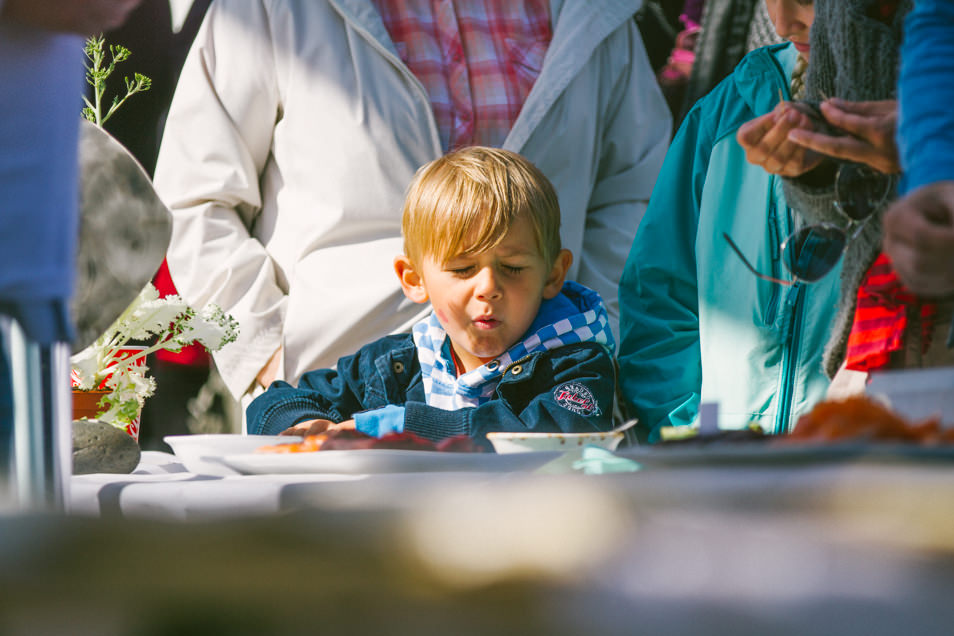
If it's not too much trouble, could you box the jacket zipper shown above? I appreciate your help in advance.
[774,204,804,434]
[764,180,781,325]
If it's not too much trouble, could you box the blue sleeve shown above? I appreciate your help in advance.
[355,405,406,438]
[898,0,954,192]
[402,342,616,442]
[617,94,717,441]
[246,347,370,435]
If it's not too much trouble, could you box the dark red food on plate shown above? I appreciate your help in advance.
[257,429,486,453]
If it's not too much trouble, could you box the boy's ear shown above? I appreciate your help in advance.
[394,255,429,304]
[542,249,573,299]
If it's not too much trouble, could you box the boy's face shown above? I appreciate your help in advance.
[396,215,570,374]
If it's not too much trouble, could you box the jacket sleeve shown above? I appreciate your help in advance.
[246,345,371,436]
[153,0,284,399]
[897,0,954,191]
[576,21,672,337]
[403,342,616,442]
[617,98,716,441]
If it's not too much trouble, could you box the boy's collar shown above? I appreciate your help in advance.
[439,336,466,378]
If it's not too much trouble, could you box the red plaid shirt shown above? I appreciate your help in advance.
[372,0,552,151]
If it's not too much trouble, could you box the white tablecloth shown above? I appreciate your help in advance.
[70,450,520,520]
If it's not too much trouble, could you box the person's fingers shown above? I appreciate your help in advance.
[737,112,778,155]
[739,108,809,174]
[789,129,898,173]
[819,101,896,138]
[280,419,335,436]
[883,186,954,295]
[824,98,896,116]
[788,128,883,169]
[890,251,954,296]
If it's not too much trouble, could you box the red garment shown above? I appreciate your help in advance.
[372,0,551,151]
[153,259,211,367]
[844,252,936,371]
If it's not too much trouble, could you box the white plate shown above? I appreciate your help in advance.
[164,434,302,476]
[219,449,561,475]
[486,431,624,454]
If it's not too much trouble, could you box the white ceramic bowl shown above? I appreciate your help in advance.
[163,434,302,476]
[485,430,624,454]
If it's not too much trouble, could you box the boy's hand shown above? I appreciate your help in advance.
[281,419,335,437]
[280,419,356,437]
[787,99,900,174]
[737,102,826,177]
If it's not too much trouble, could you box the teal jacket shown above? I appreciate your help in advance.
[618,44,840,441]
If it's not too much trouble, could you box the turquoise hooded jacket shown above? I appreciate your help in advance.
[618,43,841,442]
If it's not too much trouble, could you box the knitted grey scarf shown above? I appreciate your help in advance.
[782,0,912,377]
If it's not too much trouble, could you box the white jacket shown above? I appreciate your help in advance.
[154,0,671,398]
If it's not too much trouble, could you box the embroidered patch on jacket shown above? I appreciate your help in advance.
[553,382,601,416]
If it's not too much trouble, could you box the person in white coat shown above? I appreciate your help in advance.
[153,0,671,409]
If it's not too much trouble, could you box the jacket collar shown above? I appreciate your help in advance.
[328,0,403,64]
[506,0,642,151]
[733,43,800,118]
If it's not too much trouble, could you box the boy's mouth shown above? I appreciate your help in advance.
[473,316,501,330]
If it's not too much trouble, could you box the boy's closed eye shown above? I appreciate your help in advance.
[446,264,475,276]
[444,262,529,277]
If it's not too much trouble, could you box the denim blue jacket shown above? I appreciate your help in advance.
[247,334,616,441]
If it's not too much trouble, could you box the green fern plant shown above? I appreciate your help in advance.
[82,35,152,127]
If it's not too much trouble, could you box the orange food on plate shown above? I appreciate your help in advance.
[257,434,328,453]
[786,395,954,444]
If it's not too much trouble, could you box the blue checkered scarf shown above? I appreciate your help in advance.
[411,281,614,411]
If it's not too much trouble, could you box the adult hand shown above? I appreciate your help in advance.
[788,99,900,175]
[737,101,826,177]
[256,345,283,389]
[883,181,954,297]
[1,0,141,36]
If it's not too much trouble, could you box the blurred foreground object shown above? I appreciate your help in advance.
[0,0,146,511]
[787,394,953,444]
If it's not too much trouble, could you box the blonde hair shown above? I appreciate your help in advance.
[402,147,561,267]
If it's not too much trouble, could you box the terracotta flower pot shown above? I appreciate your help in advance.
[72,389,111,421]
[71,389,143,442]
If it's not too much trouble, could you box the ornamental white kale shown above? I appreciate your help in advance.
[71,283,239,428]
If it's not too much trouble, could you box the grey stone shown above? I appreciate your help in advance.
[72,419,141,475]
[72,120,172,352]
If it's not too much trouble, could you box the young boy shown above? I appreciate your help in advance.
[246,147,616,442]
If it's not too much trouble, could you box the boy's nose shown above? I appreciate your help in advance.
[474,267,503,300]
